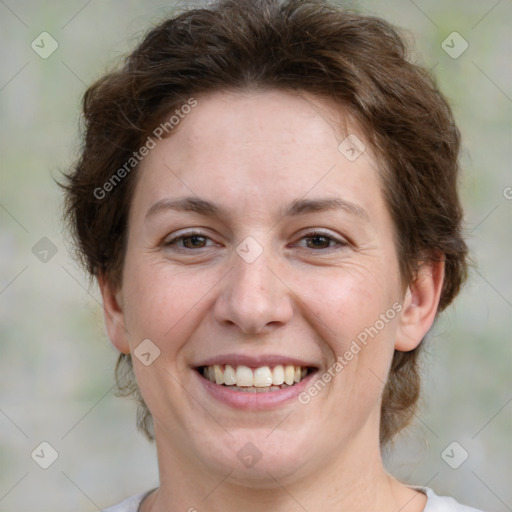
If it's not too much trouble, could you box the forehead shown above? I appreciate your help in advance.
[166,89,354,167]
[132,89,381,221]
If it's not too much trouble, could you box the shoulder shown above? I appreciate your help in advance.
[103,491,148,512]
[417,486,486,512]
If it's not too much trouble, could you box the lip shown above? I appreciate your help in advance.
[193,367,317,411]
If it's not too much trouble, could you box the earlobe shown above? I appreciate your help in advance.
[98,274,131,354]
[395,258,445,352]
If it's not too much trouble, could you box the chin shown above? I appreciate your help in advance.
[196,426,319,487]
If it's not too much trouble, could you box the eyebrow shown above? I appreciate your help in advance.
[145,196,370,222]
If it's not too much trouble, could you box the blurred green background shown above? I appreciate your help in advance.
[0,1,510,510]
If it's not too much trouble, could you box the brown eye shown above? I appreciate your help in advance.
[164,232,214,250]
[305,234,333,249]
[181,235,207,249]
[296,231,348,251]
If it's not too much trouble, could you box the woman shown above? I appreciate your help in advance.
[63,0,482,510]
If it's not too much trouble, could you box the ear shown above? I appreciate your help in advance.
[395,257,445,352]
[98,274,130,354]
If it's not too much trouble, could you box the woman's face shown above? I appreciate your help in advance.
[103,90,434,484]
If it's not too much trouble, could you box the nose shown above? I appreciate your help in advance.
[213,243,294,335]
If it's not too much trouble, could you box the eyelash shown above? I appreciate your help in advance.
[163,230,349,252]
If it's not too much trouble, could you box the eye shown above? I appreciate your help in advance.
[163,230,349,252]
[295,231,348,250]
[163,231,216,250]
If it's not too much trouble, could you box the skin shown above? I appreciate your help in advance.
[100,89,444,512]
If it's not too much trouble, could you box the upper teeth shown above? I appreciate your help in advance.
[202,364,308,387]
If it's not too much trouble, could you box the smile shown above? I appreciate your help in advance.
[197,364,313,392]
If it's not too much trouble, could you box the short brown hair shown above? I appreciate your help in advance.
[62,0,468,445]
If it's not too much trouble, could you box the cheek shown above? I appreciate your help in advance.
[299,262,401,405]
[303,265,400,343]
[121,257,202,343]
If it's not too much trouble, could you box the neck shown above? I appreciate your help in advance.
[143,423,426,512]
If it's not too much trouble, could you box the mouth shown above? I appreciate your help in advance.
[196,364,317,393]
